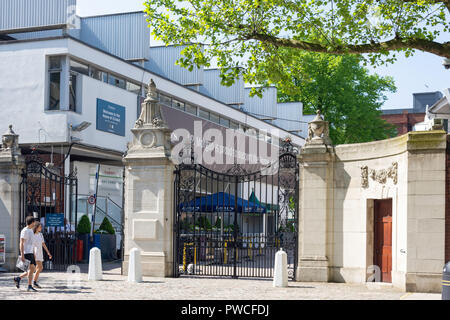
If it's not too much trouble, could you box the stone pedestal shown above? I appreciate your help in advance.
[297,111,334,282]
[0,126,25,271]
[122,79,175,278]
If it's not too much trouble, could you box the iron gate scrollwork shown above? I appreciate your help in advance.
[173,139,299,279]
[19,154,78,271]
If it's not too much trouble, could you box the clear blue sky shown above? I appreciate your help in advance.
[76,0,450,110]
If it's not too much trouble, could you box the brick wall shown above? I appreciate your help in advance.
[446,135,450,262]
[381,112,425,136]
[23,152,67,218]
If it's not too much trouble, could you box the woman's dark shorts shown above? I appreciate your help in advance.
[24,253,36,266]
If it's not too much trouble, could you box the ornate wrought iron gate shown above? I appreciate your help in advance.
[173,141,299,279]
[19,155,78,271]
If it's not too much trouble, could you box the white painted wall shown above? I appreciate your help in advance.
[0,41,69,143]
[73,160,123,204]
[68,74,139,153]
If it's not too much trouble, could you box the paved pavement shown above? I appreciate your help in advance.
[0,263,441,300]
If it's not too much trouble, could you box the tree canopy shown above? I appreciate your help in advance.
[144,0,449,93]
[276,51,398,144]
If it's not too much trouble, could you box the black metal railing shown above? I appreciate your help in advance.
[19,154,78,272]
[173,139,299,279]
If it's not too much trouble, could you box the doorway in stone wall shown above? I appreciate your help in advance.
[373,199,393,283]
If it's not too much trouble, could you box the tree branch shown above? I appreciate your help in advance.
[248,33,450,58]
[400,0,450,12]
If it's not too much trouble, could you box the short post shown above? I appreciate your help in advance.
[128,248,142,283]
[273,248,288,288]
[443,261,450,300]
[88,247,102,281]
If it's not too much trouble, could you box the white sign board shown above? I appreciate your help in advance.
[0,234,5,265]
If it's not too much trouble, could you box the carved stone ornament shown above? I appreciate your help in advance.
[126,79,173,158]
[361,166,369,188]
[362,162,398,187]
[139,131,156,148]
[305,110,331,145]
[2,125,19,150]
[134,79,167,129]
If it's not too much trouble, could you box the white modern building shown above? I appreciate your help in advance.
[0,0,311,231]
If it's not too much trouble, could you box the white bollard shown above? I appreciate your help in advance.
[88,247,103,281]
[273,248,288,288]
[128,248,142,283]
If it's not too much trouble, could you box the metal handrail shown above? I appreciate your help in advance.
[106,196,123,210]
[93,205,122,229]
[73,194,122,231]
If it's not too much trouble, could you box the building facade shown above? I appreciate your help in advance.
[382,91,444,135]
[0,0,310,230]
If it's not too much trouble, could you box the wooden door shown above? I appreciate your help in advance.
[374,199,392,283]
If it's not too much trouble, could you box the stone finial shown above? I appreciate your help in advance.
[135,79,167,129]
[2,125,19,150]
[305,110,331,145]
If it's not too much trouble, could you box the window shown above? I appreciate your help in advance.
[49,72,61,110]
[49,56,62,70]
[102,72,109,83]
[48,56,63,110]
[69,73,77,112]
[70,59,89,76]
[172,99,185,111]
[159,94,172,107]
[108,74,126,89]
[185,104,197,116]
[210,113,220,124]
[89,66,104,81]
[199,108,210,120]
[126,81,141,95]
[230,121,239,130]
[220,117,230,128]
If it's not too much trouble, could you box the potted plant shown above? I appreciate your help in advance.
[95,217,117,261]
[77,215,91,261]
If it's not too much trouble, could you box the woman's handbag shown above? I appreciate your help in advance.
[16,256,30,272]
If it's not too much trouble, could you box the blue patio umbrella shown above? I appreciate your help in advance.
[180,192,266,213]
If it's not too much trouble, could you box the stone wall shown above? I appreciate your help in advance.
[298,129,447,293]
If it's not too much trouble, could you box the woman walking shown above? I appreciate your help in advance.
[32,222,52,288]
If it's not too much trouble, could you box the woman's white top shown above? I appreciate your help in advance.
[32,232,45,262]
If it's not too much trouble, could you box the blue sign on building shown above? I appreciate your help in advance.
[46,213,65,227]
[96,99,126,136]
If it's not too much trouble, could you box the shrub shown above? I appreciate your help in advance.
[96,217,115,235]
[197,216,212,230]
[77,215,91,234]
[214,217,222,229]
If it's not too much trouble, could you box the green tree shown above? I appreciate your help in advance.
[276,52,397,144]
[144,0,449,95]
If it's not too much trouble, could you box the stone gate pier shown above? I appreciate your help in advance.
[122,80,175,277]
[297,111,447,293]
[0,126,25,271]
